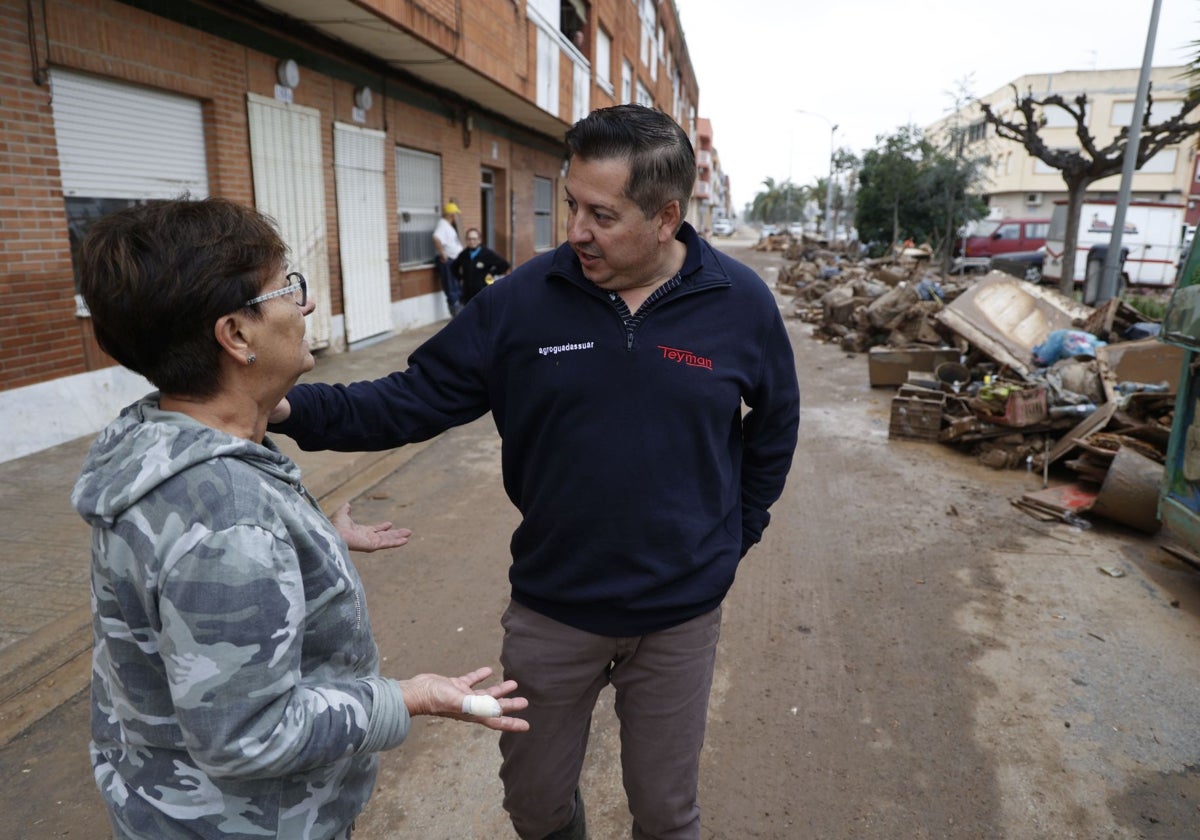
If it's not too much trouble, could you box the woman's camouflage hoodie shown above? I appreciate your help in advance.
[72,396,409,839]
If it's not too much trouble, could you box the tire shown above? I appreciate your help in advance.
[1024,265,1042,284]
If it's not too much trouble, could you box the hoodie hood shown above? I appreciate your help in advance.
[72,395,300,527]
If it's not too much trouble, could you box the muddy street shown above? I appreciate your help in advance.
[3,238,1200,839]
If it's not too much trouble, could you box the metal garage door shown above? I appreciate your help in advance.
[247,93,332,350]
[334,123,392,343]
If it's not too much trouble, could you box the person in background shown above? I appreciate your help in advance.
[433,201,465,315]
[71,197,529,840]
[450,227,511,306]
[269,104,800,839]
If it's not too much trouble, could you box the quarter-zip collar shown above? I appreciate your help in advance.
[547,221,733,298]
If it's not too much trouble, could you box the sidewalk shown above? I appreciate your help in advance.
[0,318,446,745]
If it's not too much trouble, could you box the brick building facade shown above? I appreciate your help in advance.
[0,0,701,461]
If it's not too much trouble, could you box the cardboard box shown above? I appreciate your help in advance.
[868,347,961,387]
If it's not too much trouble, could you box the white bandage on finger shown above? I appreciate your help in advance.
[461,694,503,717]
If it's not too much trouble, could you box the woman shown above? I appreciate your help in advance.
[450,227,510,305]
[71,197,528,839]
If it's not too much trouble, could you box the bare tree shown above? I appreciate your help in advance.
[979,86,1200,295]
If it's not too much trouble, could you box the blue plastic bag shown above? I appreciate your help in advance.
[1032,329,1106,366]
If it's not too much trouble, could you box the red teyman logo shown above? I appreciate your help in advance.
[658,344,713,370]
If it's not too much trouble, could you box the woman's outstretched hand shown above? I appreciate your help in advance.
[399,666,530,732]
[331,503,413,552]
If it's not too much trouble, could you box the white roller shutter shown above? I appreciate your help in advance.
[50,69,208,199]
[247,93,331,350]
[334,123,392,343]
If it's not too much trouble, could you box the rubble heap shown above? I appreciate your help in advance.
[776,239,1179,534]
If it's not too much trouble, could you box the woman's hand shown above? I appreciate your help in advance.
[331,503,413,552]
[399,666,530,732]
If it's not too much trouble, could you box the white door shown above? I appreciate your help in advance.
[246,93,332,349]
[334,123,392,343]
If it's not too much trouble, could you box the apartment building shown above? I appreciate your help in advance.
[926,66,1196,222]
[0,0,702,462]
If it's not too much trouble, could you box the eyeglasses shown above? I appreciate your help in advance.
[244,272,307,308]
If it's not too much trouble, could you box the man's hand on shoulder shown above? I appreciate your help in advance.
[269,397,292,425]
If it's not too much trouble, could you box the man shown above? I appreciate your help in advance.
[433,201,464,315]
[451,227,510,305]
[270,104,800,839]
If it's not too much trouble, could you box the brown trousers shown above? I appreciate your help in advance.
[498,600,722,840]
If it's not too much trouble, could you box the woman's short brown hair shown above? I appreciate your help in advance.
[78,197,288,398]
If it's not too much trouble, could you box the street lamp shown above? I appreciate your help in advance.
[796,110,838,241]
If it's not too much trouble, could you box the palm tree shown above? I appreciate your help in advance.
[751,177,806,225]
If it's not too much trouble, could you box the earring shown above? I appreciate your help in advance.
[247,354,257,364]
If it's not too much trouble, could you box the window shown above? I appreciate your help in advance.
[636,80,653,109]
[534,176,554,250]
[529,0,558,23]
[596,28,612,90]
[622,60,633,104]
[639,0,655,67]
[1138,148,1179,174]
[671,69,680,122]
[967,120,986,143]
[1034,150,1071,174]
[1027,222,1049,238]
[66,199,145,301]
[573,62,590,123]
[560,0,586,52]
[1111,99,1184,126]
[395,146,441,267]
[50,70,209,295]
[537,27,561,114]
[995,223,1020,240]
[1040,104,1078,129]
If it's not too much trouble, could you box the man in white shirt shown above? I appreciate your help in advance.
[433,202,465,315]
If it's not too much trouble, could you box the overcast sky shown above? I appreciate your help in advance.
[675,0,1200,211]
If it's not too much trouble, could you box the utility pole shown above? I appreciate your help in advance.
[1099,0,1161,302]
[797,110,838,241]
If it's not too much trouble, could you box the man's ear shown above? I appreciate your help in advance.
[657,199,682,242]
[213,313,251,362]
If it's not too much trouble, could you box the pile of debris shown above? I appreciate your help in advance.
[777,244,1180,534]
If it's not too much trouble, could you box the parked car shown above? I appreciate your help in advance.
[954,217,1050,272]
[712,218,735,236]
[989,248,1045,284]
[786,222,805,237]
[760,223,780,237]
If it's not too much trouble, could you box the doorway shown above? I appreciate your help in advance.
[480,167,496,249]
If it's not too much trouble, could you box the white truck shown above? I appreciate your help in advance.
[1042,199,1185,298]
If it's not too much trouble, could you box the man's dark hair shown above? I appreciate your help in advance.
[78,197,287,398]
[565,104,695,222]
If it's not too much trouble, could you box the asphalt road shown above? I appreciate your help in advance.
[3,235,1199,839]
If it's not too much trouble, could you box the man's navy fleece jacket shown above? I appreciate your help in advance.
[273,223,800,637]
